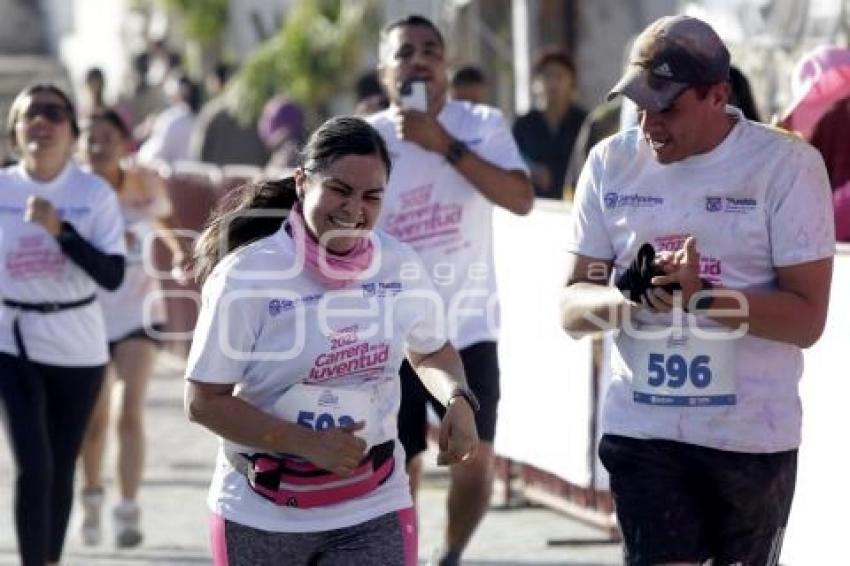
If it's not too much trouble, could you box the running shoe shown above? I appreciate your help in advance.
[113,500,143,548]
[80,487,104,546]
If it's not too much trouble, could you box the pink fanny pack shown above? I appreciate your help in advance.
[227,440,395,508]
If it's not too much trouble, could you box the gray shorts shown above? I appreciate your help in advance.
[210,508,417,566]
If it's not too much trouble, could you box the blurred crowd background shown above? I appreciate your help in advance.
[0,0,850,169]
[1,0,849,219]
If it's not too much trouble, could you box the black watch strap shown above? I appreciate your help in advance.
[445,139,469,165]
[447,386,480,413]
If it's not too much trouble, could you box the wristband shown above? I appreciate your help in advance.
[445,139,469,165]
[447,386,480,413]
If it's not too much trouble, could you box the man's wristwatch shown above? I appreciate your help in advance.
[445,139,469,165]
[447,386,480,413]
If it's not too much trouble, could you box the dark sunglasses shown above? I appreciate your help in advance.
[21,103,70,124]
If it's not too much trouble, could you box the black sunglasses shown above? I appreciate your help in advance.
[22,102,70,124]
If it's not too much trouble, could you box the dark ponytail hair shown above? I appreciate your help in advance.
[302,115,391,175]
[193,115,392,281]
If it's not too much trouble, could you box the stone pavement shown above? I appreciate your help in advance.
[0,352,621,565]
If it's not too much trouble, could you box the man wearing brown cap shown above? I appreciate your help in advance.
[560,15,834,565]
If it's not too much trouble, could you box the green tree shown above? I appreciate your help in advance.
[156,0,229,48]
[152,0,229,77]
[228,0,374,128]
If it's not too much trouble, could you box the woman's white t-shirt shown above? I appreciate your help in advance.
[97,167,173,341]
[569,108,835,453]
[186,225,446,532]
[0,161,126,366]
[368,101,529,349]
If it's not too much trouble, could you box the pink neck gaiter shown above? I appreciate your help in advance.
[286,204,374,290]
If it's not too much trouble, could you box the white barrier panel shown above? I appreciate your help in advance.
[782,246,850,564]
[492,202,596,487]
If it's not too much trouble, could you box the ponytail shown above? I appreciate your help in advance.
[193,177,298,282]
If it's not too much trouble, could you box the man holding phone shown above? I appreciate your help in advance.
[367,14,533,566]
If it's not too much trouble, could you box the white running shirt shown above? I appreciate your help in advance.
[569,108,835,453]
[0,161,125,366]
[368,101,529,349]
[186,225,446,532]
[96,167,172,341]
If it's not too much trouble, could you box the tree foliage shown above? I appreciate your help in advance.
[156,0,230,47]
[228,0,372,127]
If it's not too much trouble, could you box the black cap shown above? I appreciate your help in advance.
[608,15,730,112]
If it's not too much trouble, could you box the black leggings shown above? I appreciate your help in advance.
[0,352,105,566]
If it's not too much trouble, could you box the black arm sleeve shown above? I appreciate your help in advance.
[55,222,126,291]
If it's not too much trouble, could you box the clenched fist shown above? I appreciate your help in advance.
[437,397,479,466]
[24,196,62,236]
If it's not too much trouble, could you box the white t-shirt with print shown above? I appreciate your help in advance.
[0,162,126,366]
[569,108,835,453]
[186,225,446,533]
[97,169,173,341]
[367,101,529,349]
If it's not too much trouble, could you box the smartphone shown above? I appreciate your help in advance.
[400,79,428,112]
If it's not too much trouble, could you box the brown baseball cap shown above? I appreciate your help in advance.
[608,15,730,113]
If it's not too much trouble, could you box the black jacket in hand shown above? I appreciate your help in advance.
[615,243,680,303]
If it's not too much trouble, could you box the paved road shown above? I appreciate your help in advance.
[0,352,621,565]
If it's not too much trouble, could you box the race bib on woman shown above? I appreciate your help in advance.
[273,383,388,447]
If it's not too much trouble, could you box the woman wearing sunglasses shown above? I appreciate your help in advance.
[0,84,126,566]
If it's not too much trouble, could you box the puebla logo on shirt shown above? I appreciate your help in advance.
[362,281,403,298]
[705,197,723,212]
[706,196,758,213]
[268,299,286,316]
[724,196,757,213]
[603,192,664,209]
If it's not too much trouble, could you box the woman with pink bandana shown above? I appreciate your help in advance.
[185,116,478,565]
